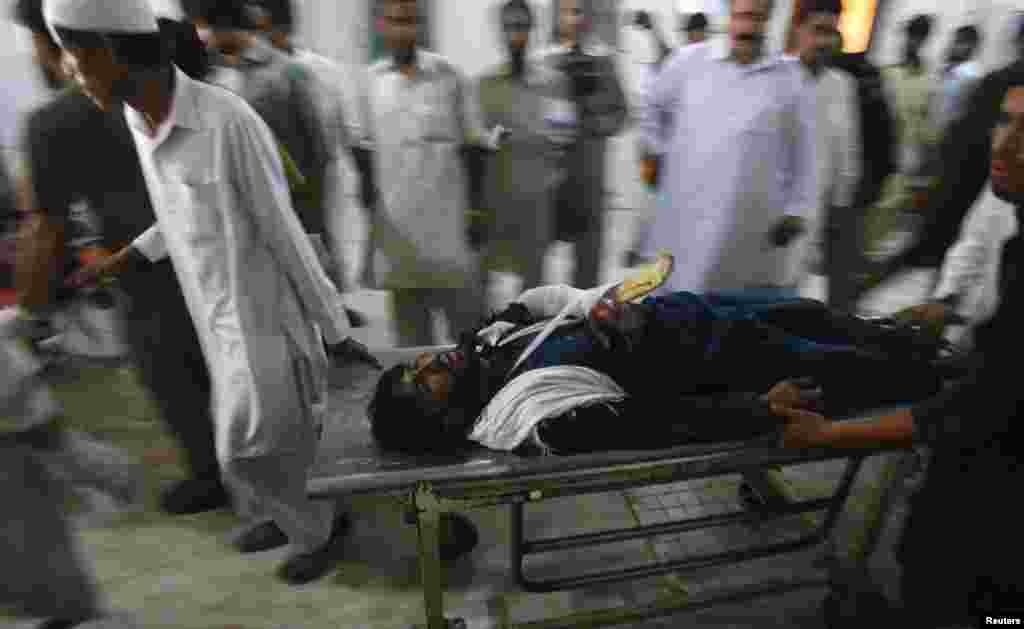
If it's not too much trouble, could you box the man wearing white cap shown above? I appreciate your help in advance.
[42,0,368,584]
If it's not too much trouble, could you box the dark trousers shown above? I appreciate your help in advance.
[121,266,218,480]
[825,205,866,312]
[897,456,1024,627]
[538,295,943,455]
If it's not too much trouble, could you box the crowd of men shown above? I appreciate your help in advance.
[1,0,1023,627]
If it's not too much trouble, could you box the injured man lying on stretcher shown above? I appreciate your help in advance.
[368,259,947,457]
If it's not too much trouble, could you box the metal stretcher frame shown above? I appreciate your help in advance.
[309,347,912,629]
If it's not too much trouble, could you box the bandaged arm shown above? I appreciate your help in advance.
[516,283,619,320]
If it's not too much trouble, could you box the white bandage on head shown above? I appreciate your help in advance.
[44,0,160,46]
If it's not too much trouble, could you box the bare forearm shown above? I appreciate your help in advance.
[15,212,64,312]
[822,408,916,449]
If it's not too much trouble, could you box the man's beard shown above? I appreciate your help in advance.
[509,48,527,77]
[39,64,65,91]
[814,46,833,67]
[904,45,923,70]
[393,45,416,67]
[947,49,969,65]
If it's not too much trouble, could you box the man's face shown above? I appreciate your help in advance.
[558,0,586,43]
[904,32,927,60]
[206,28,252,65]
[946,35,974,65]
[381,0,419,60]
[729,0,772,64]
[401,349,472,415]
[60,42,127,111]
[502,7,532,56]
[991,88,1024,205]
[30,32,68,90]
[799,12,840,68]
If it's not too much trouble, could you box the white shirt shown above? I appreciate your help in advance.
[638,40,818,293]
[358,50,485,289]
[933,187,1018,336]
[787,59,861,210]
[128,68,349,459]
[293,48,354,155]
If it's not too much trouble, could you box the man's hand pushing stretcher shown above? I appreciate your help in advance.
[65,244,383,371]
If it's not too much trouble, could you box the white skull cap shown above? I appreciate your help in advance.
[44,0,160,36]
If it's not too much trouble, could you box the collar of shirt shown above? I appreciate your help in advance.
[544,37,613,57]
[123,66,202,146]
[494,59,550,88]
[244,36,276,64]
[709,37,781,73]
[380,48,441,78]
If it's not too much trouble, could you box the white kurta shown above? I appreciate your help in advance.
[934,187,1018,341]
[787,60,861,269]
[638,40,818,294]
[358,50,484,289]
[128,68,350,463]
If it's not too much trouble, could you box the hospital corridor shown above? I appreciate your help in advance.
[2,0,1023,628]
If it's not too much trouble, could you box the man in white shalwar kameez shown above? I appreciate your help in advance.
[43,0,364,584]
[637,0,818,298]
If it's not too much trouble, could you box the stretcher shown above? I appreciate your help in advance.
[309,345,950,629]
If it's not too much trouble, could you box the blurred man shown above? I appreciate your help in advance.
[186,0,342,286]
[0,312,103,629]
[828,29,897,215]
[359,0,487,346]
[869,15,940,253]
[791,0,861,311]
[44,0,361,583]
[11,0,229,516]
[935,24,983,135]
[539,0,628,291]
[883,14,939,180]
[638,0,817,298]
[904,187,1017,351]
[477,0,568,291]
[247,0,377,299]
[780,74,1024,628]
[858,20,1024,300]
[681,12,709,45]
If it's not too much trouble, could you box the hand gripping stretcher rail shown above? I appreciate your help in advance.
[308,333,967,629]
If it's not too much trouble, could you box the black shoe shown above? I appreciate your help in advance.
[276,512,351,585]
[439,512,479,561]
[37,620,82,629]
[159,477,230,515]
[232,520,289,553]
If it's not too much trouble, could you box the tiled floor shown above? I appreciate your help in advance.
[3,210,934,628]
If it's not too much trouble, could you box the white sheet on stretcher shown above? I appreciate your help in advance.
[470,282,625,452]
